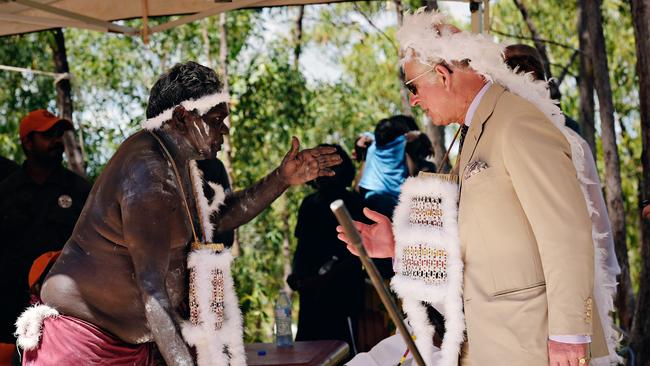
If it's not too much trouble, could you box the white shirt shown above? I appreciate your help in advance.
[463,81,591,345]
[463,81,492,127]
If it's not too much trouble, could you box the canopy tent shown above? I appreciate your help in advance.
[0,0,490,39]
[0,0,489,176]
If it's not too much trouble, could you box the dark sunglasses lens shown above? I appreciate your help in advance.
[406,83,417,95]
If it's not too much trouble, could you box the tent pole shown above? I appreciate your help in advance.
[141,0,149,44]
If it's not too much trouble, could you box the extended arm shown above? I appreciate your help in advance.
[122,166,193,366]
[214,167,289,233]
[214,137,341,233]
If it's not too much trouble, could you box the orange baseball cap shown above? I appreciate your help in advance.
[28,251,61,289]
[19,109,73,141]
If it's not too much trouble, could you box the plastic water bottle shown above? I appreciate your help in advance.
[274,289,293,347]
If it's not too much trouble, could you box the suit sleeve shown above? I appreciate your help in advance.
[502,113,594,336]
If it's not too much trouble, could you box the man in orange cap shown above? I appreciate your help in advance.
[0,109,90,360]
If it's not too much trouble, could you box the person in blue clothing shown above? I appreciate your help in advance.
[358,115,425,218]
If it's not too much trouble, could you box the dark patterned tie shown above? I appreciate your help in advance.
[458,124,469,152]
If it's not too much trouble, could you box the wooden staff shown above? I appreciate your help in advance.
[330,200,426,366]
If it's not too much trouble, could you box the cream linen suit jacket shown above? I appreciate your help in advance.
[457,84,608,365]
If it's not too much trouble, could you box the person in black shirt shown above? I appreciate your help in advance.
[0,109,90,346]
[195,158,235,247]
[0,156,18,182]
[288,144,365,353]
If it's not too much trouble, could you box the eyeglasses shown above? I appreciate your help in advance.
[404,67,434,96]
[403,63,454,96]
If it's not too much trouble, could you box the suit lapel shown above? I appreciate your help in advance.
[458,84,506,189]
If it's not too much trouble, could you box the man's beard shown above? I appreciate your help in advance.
[33,145,64,165]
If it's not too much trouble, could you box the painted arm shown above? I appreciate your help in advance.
[122,164,193,366]
[214,137,341,233]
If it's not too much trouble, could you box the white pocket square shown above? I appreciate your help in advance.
[463,160,489,181]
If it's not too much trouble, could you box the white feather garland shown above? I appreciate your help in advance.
[183,162,244,366]
[182,249,246,366]
[14,304,59,351]
[391,175,464,366]
[142,92,230,131]
[397,10,620,363]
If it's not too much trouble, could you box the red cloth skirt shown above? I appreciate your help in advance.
[22,315,156,366]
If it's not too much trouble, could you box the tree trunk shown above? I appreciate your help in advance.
[629,0,650,364]
[279,6,307,296]
[576,0,597,156]
[512,0,553,80]
[50,28,85,177]
[426,123,449,171]
[217,13,241,255]
[201,15,241,255]
[218,14,235,186]
[511,0,565,100]
[419,0,448,170]
[585,0,636,331]
[394,0,412,117]
[293,6,305,69]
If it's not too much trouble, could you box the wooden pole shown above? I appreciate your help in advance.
[141,0,149,44]
[330,200,425,366]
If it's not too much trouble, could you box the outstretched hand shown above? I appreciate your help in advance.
[279,137,342,186]
[336,208,395,258]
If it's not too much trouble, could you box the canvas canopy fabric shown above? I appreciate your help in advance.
[0,0,488,38]
[0,0,350,37]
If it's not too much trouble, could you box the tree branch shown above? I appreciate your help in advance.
[556,49,579,86]
[512,0,553,79]
[490,28,579,52]
[353,2,399,54]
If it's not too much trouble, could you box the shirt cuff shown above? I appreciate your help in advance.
[549,335,591,344]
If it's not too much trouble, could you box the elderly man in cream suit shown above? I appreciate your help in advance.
[338,11,617,366]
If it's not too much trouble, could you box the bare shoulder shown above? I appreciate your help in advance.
[110,131,176,204]
[115,131,167,172]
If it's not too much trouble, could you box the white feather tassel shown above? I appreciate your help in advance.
[15,305,59,351]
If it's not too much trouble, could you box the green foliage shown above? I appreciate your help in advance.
[0,32,57,162]
[228,47,313,341]
[0,0,644,345]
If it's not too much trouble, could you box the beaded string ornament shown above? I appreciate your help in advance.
[391,173,464,366]
[181,161,246,366]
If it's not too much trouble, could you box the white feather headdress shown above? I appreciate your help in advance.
[142,92,230,130]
